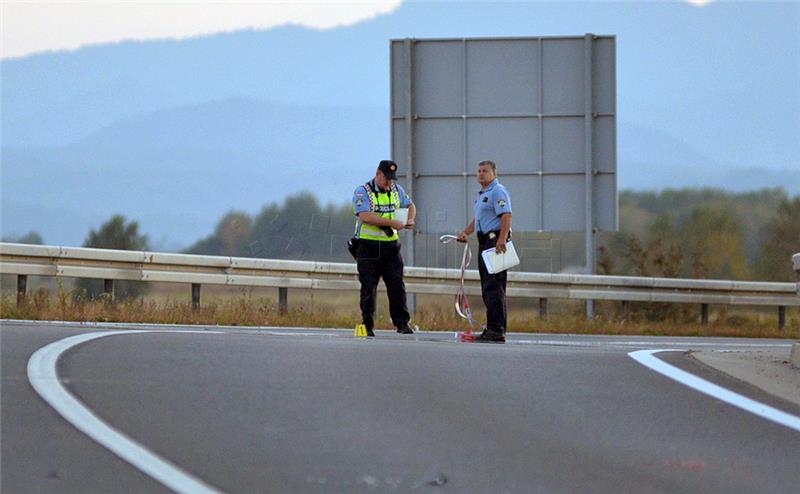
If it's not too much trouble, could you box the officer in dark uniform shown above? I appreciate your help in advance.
[457,160,512,343]
[352,160,416,336]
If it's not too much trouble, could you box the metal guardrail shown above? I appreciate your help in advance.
[794,253,800,297]
[2,243,798,328]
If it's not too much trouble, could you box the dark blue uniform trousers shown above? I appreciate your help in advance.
[356,239,410,331]
[477,232,508,334]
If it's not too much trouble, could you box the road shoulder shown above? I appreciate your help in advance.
[690,347,800,408]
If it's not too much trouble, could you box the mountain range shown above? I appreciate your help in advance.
[2,0,798,248]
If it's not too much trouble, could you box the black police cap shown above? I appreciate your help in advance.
[378,160,398,180]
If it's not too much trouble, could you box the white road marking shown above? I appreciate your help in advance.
[27,330,224,494]
[256,331,338,337]
[5,319,791,350]
[3,318,333,333]
[517,338,790,348]
[629,349,800,433]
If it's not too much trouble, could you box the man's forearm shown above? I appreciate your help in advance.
[407,203,416,222]
[463,219,475,236]
[499,213,512,239]
[359,212,395,227]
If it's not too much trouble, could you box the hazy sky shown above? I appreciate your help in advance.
[1,0,403,59]
[2,0,713,60]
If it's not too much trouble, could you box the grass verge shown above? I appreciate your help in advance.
[2,291,798,339]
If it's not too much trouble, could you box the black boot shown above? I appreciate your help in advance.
[474,329,505,343]
[396,323,414,334]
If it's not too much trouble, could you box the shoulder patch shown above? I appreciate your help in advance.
[498,199,506,208]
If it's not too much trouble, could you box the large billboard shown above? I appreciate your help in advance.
[391,35,617,273]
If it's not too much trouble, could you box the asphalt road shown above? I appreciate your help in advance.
[2,321,799,493]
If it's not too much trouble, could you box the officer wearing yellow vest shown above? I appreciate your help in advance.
[352,160,416,336]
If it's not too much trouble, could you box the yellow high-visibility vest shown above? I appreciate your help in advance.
[355,182,400,241]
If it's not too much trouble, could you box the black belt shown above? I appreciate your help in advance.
[477,230,510,242]
[357,238,399,247]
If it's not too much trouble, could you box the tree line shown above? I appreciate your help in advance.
[183,187,797,282]
[599,188,799,282]
[5,187,798,300]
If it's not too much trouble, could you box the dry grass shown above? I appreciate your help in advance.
[2,287,798,340]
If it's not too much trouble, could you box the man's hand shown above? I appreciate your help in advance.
[390,219,406,230]
[495,238,507,254]
[404,219,415,230]
[456,231,468,243]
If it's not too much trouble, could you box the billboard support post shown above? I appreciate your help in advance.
[403,38,417,314]
[584,33,596,319]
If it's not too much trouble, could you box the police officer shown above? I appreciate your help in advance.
[352,160,416,336]
[457,160,512,343]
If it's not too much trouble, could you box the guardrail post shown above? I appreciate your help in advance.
[103,279,114,302]
[279,287,288,315]
[538,298,548,319]
[17,275,27,306]
[621,300,629,321]
[701,304,709,325]
[192,283,201,310]
[778,306,786,330]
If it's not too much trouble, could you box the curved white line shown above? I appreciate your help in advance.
[629,349,800,433]
[27,330,223,494]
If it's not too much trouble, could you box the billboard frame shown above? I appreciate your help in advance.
[391,34,617,317]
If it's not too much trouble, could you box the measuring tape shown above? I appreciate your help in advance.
[439,234,477,341]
